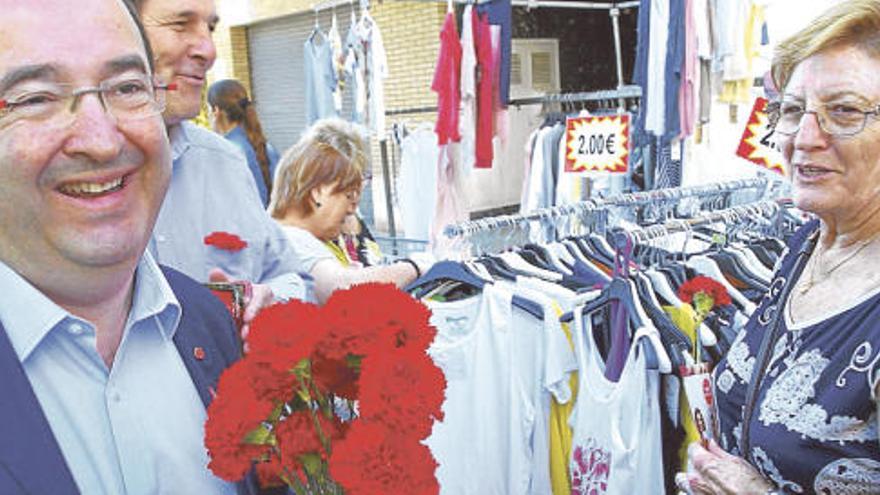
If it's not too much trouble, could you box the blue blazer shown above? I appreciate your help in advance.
[0,266,260,495]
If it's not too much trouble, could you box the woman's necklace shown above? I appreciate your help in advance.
[798,237,876,295]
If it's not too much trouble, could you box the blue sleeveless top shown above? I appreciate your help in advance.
[713,220,880,494]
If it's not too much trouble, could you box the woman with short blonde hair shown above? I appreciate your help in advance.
[270,118,427,303]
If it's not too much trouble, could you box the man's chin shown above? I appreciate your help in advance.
[162,102,202,127]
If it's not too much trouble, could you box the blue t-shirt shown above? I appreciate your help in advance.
[224,125,279,208]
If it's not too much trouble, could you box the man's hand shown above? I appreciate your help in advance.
[683,439,773,495]
[208,268,274,346]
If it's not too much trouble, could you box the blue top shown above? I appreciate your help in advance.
[714,220,880,493]
[304,32,339,125]
[476,0,512,106]
[150,122,312,302]
[224,125,279,208]
[0,254,236,495]
[663,0,685,142]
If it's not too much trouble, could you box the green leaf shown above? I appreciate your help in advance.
[242,423,274,445]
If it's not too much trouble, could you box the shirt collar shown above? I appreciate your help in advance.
[0,251,181,363]
[168,122,192,164]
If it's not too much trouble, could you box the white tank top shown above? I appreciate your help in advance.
[568,303,665,494]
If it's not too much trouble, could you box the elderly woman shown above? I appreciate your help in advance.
[685,1,880,493]
[269,118,425,303]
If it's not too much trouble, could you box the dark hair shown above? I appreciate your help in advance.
[208,79,273,193]
[121,0,155,74]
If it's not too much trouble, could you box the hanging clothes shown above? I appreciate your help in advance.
[476,0,512,107]
[474,11,495,169]
[432,12,462,145]
[304,30,338,125]
[678,0,698,139]
[398,127,439,242]
[423,282,576,495]
[431,144,467,258]
[328,14,345,114]
[358,13,388,136]
[645,0,669,136]
[569,307,665,494]
[459,5,478,169]
[343,13,366,124]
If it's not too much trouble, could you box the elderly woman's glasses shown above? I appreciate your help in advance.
[0,75,174,128]
[774,98,880,137]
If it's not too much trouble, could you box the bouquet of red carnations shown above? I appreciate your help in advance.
[204,283,446,494]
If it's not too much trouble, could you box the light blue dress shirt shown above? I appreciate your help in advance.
[0,253,237,495]
[150,122,313,302]
[223,125,280,208]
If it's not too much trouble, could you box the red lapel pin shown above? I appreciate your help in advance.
[194,347,206,361]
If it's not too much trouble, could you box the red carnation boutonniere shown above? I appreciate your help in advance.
[204,231,248,252]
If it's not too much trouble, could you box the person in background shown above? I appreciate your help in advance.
[133,0,311,323]
[0,0,250,493]
[269,118,428,303]
[207,78,279,208]
[685,1,880,493]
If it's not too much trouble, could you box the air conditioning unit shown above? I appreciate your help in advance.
[510,38,561,98]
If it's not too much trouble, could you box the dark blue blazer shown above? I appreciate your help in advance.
[0,266,260,495]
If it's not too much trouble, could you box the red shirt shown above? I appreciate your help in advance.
[474,11,494,168]
[431,12,462,144]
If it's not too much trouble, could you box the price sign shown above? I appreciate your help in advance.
[736,97,787,176]
[564,114,630,173]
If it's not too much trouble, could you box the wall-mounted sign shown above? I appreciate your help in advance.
[736,97,787,176]
[564,114,630,174]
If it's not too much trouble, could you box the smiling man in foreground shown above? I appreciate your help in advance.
[0,0,251,493]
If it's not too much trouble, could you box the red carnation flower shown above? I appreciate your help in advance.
[677,276,732,309]
[205,283,444,492]
[204,231,248,252]
[329,421,440,495]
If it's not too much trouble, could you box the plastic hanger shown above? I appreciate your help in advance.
[561,278,671,373]
[405,260,545,320]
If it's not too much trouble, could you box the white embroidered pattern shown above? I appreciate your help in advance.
[837,341,880,396]
[751,447,804,494]
[759,349,877,444]
[725,335,755,383]
[716,369,736,394]
[814,458,880,495]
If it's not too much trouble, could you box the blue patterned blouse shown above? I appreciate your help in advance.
[713,220,880,494]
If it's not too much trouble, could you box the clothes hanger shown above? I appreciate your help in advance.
[405,260,545,320]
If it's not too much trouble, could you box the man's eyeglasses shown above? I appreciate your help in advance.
[773,99,880,137]
[0,75,175,128]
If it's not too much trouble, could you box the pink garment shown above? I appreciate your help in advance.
[491,24,509,145]
[431,144,467,256]
[432,12,462,144]
[679,0,698,138]
[474,12,494,168]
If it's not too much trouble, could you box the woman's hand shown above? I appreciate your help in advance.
[684,439,774,495]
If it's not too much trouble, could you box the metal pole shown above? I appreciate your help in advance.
[379,139,398,255]
[609,6,626,110]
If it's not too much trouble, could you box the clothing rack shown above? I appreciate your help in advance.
[385,86,642,117]
[611,199,782,247]
[311,0,369,13]
[443,178,771,239]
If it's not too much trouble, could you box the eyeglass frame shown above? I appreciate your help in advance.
[0,75,175,128]
[770,97,880,138]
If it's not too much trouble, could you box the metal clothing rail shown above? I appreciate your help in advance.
[612,199,781,245]
[386,85,642,117]
[443,178,770,238]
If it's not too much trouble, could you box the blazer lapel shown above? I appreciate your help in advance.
[0,323,78,494]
